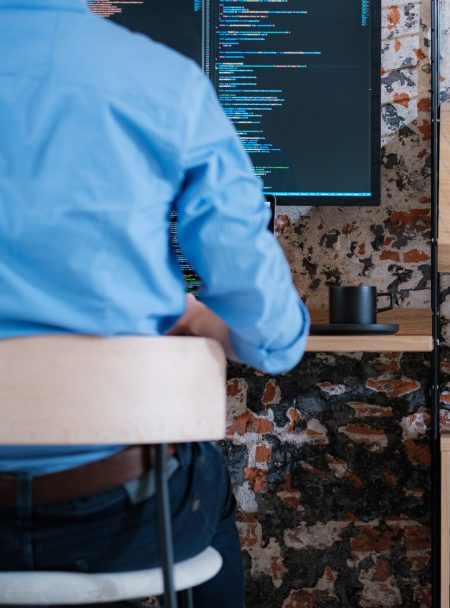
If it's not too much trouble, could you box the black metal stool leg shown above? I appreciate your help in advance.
[155,444,177,608]
[177,588,194,608]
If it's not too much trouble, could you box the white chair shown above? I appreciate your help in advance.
[0,335,227,608]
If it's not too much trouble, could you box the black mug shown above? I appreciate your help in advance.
[329,286,393,325]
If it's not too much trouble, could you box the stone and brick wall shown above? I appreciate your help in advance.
[222,2,450,606]
[225,354,431,607]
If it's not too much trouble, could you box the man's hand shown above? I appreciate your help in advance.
[166,294,205,336]
[167,294,237,360]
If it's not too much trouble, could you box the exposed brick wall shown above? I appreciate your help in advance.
[224,353,431,607]
[221,2,450,606]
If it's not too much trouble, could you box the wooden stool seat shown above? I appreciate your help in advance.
[0,335,227,608]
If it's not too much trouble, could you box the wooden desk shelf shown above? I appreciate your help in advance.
[306,309,432,352]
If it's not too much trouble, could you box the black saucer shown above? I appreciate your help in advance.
[310,323,399,335]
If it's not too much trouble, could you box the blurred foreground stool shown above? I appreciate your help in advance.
[0,335,227,608]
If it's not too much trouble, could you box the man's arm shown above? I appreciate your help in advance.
[167,294,237,360]
[173,66,310,374]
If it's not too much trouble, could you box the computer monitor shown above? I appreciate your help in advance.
[88,0,380,206]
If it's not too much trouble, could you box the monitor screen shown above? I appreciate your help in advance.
[87,0,380,205]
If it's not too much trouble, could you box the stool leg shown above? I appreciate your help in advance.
[178,588,194,608]
[155,444,177,608]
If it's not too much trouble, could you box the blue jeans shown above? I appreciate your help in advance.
[0,443,244,608]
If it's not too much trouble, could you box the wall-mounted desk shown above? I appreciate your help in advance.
[306,309,432,352]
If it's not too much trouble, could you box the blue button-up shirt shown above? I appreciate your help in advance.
[0,0,309,473]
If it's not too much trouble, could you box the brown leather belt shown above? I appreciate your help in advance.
[0,444,175,507]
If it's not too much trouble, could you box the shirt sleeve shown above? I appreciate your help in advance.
[174,66,310,375]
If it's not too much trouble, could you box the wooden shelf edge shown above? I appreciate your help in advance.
[306,335,433,353]
[307,308,432,351]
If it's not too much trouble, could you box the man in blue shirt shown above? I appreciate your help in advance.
[0,0,309,604]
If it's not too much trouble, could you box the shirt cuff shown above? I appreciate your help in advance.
[229,301,310,375]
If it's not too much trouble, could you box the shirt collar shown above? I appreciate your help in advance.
[0,0,88,11]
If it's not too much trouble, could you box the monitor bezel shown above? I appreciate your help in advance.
[266,195,276,233]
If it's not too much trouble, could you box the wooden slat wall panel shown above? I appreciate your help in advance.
[439,105,450,272]
[442,437,450,608]
[309,308,431,336]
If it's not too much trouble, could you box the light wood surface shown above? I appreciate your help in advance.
[0,336,226,445]
[307,335,432,352]
[306,308,432,352]
[442,436,450,452]
[442,435,450,608]
[441,244,450,272]
[439,104,450,272]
